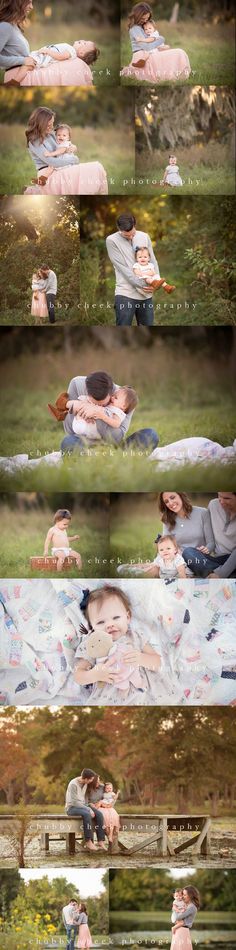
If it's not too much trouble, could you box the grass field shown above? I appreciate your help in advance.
[0,346,235,492]
[135,155,235,197]
[0,504,109,578]
[0,125,135,195]
[0,20,120,86]
[121,19,235,86]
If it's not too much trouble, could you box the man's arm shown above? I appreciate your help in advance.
[210,548,236,578]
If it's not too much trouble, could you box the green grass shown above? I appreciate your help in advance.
[0,126,135,195]
[134,160,235,197]
[0,348,235,492]
[121,19,235,86]
[0,504,109,578]
[0,20,120,86]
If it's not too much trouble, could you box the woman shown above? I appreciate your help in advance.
[171,885,200,950]
[158,492,215,573]
[25,107,108,196]
[0,0,94,86]
[121,4,191,83]
[88,776,120,845]
[31,269,48,324]
[77,903,92,950]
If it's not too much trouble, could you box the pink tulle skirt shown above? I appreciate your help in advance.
[25,162,108,196]
[31,290,48,319]
[77,924,92,949]
[101,806,120,839]
[171,927,193,950]
[4,58,93,86]
[121,48,191,82]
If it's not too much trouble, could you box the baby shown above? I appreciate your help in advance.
[133,247,176,294]
[143,21,170,52]
[102,782,120,805]
[171,889,186,924]
[14,39,100,82]
[73,584,161,700]
[160,155,183,188]
[35,124,78,187]
[67,387,138,441]
[153,536,187,579]
[43,508,82,572]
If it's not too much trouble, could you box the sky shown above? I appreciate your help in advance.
[20,869,106,897]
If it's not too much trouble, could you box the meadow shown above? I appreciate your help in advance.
[0,343,235,492]
[135,146,235,197]
[121,19,235,86]
[0,504,109,578]
[0,125,135,196]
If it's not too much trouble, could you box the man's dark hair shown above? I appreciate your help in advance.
[81,768,96,780]
[40,264,49,270]
[116,213,136,231]
[86,372,113,400]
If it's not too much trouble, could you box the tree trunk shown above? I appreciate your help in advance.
[169,3,179,24]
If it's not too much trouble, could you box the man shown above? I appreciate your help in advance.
[184,493,236,578]
[61,370,158,454]
[106,211,163,326]
[62,899,80,950]
[65,768,106,852]
[40,264,57,324]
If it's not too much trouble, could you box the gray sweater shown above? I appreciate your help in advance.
[65,778,87,812]
[28,134,79,172]
[174,902,197,929]
[207,498,236,577]
[129,25,165,53]
[63,375,133,439]
[162,506,215,551]
[0,21,30,68]
[106,230,160,300]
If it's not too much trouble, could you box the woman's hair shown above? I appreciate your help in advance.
[79,903,87,914]
[81,768,99,790]
[158,534,178,551]
[118,386,138,413]
[127,3,153,29]
[184,885,201,910]
[53,508,71,523]
[25,108,55,146]
[0,1,30,24]
[55,123,71,138]
[158,493,193,529]
[85,584,132,627]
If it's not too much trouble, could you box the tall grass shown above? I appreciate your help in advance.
[121,19,235,86]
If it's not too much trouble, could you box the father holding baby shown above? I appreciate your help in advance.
[59,370,159,454]
[106,211,175,326]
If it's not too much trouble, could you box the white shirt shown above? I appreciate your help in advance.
[63,903,77,925]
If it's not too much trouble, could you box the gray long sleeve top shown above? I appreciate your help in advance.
[162,506,215,552]
[65,778,87,812]
[28,134,79,171]
[106,230,160,300]
[0,21,30,68]
[63,375,133,438]
[174,902,197,929]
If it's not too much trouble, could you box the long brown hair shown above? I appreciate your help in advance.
[128,3,153,29]
[25,108,55,146]
[79,903,87,914]
[0,1,30,24]
[184,885,201,910]
[158,492,193,529]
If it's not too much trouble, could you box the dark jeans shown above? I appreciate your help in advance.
[67,804,105,841]
[114,295,154,326]
[183,548,230,577]
[46,292,56,324]
[66,924,78,950]
[61,427,159,454]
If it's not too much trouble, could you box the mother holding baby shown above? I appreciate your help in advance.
[0,0,97,86]
[121,3,191,82]
[25,107,108,196]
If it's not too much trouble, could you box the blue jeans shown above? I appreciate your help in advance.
[66,924,78,950]
[114,295,154,326]
[66,804,105,841]
[183,548,230,577]
[61,427,159,454]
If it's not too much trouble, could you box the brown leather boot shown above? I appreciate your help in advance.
[163,283,176,293]
[150,278,165,290]
[47,392,69,421]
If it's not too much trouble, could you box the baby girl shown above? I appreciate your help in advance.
[102,782,120,806]
[67,387,138,441]
[14,39,100,83]
[160,155,183,188]
[34,124,78,187]
[118,535,186,579]
[73,584,162,703]
[171,889,186,924]
[142,21,170,52]
[133,247,175,294]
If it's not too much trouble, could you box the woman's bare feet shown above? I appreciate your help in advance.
[97,841,107,850]
[84,840,97,851]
